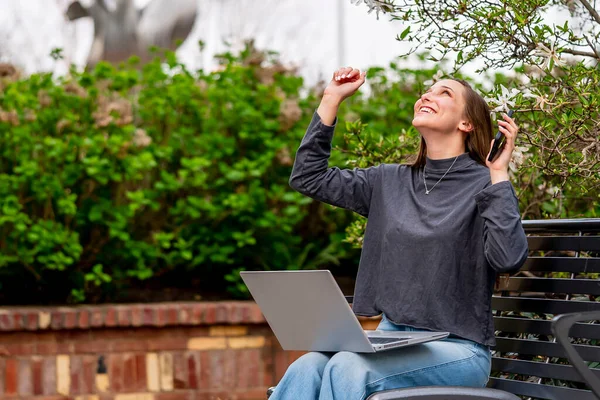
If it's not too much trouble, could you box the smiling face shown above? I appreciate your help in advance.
[410,78,494,167]
[412,79,472,136]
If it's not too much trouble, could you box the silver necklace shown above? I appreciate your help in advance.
[423,155,459,195]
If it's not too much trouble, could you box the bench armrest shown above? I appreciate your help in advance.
[551,311,600,398]
[366,386,520,399]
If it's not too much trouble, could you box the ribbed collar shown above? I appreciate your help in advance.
[424,152,475,173]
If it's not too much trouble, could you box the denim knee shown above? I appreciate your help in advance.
[287,351,331,379]
[270,352,332,400]
[322,352,371,392]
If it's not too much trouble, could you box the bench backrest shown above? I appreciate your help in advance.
[489,218,600,399]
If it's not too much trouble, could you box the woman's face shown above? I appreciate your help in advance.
[412,79,470,135]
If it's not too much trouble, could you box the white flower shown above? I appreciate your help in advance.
[485,84,520,119]
[350,0,394,18]
[532,43,566,70]
[424,70,445,87]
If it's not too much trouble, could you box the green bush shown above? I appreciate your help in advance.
[0,46,358,304]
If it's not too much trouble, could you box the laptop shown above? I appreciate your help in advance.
[240,270,449,353]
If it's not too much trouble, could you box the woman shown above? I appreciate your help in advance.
[271,67,528,400]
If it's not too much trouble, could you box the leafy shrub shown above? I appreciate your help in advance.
[0,45,358,304]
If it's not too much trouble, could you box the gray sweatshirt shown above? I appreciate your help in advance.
[289,112,528,346]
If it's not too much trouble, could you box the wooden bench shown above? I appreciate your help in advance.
[268,218,600,399]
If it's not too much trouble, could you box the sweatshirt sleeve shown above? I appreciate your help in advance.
[474,180,529,273]
[289,112,381,217]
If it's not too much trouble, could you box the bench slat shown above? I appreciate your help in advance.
[503,277,600,295]
[522,219,600,233]
[522,257,600,273]
[488,377,597,400]
[492,297,600,314]
[491,357,600,382]
[493,316,600,339]
[493,337,600,361]
[528,236,600,252]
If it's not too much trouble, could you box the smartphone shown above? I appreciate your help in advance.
[487,109,515,162]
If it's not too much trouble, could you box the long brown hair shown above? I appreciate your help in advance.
[411,79,493,168]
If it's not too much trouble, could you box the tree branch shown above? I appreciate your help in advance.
[561,47,600,59]
[578,0,600,25]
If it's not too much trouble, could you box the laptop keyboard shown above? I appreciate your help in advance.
[369,337,409,344]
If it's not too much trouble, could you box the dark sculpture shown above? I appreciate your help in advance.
[66,0,198,66]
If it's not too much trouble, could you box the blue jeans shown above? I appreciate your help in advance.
[270,315,491,400]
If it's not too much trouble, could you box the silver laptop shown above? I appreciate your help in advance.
[240,270,449,353]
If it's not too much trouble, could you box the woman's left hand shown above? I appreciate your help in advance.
[485,112,519,184]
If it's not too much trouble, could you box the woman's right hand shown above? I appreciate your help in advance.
[323,67,367,103]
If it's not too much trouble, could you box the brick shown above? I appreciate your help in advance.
[109,354,124,393]
[143,307,154,325]
[13,311,24,330]
[209,326,248,337]
[64,311,77,329]
[0,357,4,395]
[51,311,63,329]
[123,354,136,392]
[26,312,39,330]
[75,395,100,400]
[39,311,52,329]
[274,349,288,382]
[154,393,194,400]
[190,303,204,324]
[90,309,105,327]
[82,356,95,394]
[187,337,226,351]
[18,358,32,396]
[186,353,199,390]
[236,349,261,389]
[0,312,14,330]
[114,394,154,400]
[5,358,17,394]
[57,342,75,354]
[179,305,192,325]
[70,355,82,395]
[32,357,43,395]
[134,353,147,391]
[156,307,167,327]
[234,388,272,400]
[78,310,90,329]
[4,342,36,356]
[146,353,160,392]
[43,356,57,395]
[172,353,187,389]
[166,307,178,325]
[117,307,131,327]
[96,373,109,393]
[74,340,108,354]
[227,336,266,349]
[229,303,245,323]
[37,341,59,355]
[147,337,188,352]
[200,350,235,390]
[223,350,236,389]
[112,340,149,353]
[203,304,216,324]
[105,308,117,327]
[131,307,143,326]
[159,352,174,391]
[195,392,230,400]
[215,304,229,323]
[250,304,265,323]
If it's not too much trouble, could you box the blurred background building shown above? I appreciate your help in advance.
[0,0,414,85]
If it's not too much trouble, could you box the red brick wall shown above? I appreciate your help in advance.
[0,302,380,400]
